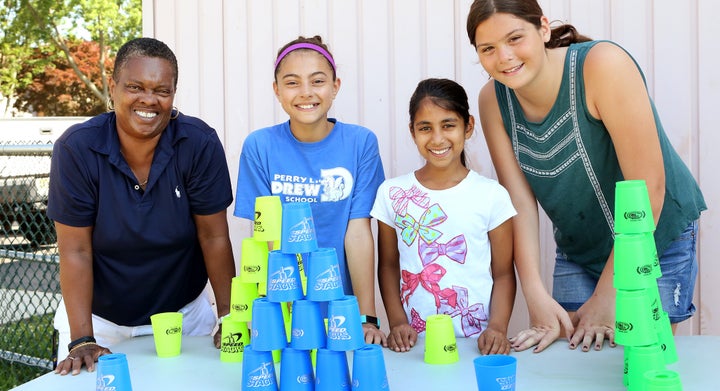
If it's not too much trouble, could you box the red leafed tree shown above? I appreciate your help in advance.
[14,40,113,116]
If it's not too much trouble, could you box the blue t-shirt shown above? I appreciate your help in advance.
[234,119,385,294]
[47,112,234,326]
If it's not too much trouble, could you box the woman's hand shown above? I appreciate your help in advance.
[569,293,616,351]
[386,323,417,352]
[55,343,112,376]
[510,293,573,353]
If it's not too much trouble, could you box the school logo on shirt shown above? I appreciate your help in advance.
[270,167,353,203]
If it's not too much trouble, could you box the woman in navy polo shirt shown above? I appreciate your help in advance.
[48,37,236,375]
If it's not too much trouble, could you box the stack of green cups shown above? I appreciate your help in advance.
[614,180,680,390]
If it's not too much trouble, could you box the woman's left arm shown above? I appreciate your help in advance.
[571,42,666,351]
[194,210,236,347]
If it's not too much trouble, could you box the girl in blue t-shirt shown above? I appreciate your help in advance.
[234,36,386,345]
[371,78,516,355]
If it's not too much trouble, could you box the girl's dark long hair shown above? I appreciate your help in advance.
[466,0,592,49]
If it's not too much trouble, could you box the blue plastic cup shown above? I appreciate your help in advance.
[290,299,327,350]
[315,348,351,391]
[242,344,279,391]
[279,348,315,391]
[281,202,318,254]
[220,318,250,363]
[266,251,304,303]
[351,344,389,390]
[473,355,517,391]
[251,298,288,351]
[305,248,345,302]
[96,353,133,391]
[327,295,365,351]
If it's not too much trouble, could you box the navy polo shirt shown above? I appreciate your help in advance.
[47,112,233,326]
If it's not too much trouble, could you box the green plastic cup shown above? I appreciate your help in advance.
[423,314,459,364]
[614,233,657,290]
[627,344,666,390]
[614,180,655,234]
[240,237,269,283]
[231,277,258,322]
[220,318,250,362]
[644,370,683,391]
[254,195,282,241]
[615,289,657,347]
[655,311,678,364]
[150,312,183,357]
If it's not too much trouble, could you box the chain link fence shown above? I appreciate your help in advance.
[1,141,59,390]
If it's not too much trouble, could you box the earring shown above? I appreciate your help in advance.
[106,99,115,112]
[170,106,180,120]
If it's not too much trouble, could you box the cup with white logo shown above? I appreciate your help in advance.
[150,312,183,358]
[305,248,345,302]
[351,344,389,391]
[242,344,278,391]
[96,353,133,391]
[326,295,364,351]
[250,298,289,351]
[279,347,314,391]
[280,202,318,254]
[290,299,327,350]
[315,348,351,391]
[266,251,304,303]
[473,355,516,391]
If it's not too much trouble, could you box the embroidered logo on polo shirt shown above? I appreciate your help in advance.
[175,186,181,198]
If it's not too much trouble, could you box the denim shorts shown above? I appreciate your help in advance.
[552,220,698,323]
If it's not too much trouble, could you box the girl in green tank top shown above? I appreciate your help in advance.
[466,0,705,354]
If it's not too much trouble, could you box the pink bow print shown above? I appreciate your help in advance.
[401,263,458,309]
[409,308,426,334]
[418,234,467,266]
[440,286,487,337]
[389,185,430,216]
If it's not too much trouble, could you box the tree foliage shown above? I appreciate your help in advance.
[0,0,141,116]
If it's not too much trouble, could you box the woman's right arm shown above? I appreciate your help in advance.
[54,222,109,375]
[477,81,573,352]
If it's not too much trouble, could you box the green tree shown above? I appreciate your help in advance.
[0,0,141,116]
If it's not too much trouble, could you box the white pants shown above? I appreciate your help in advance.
[54,289,217,359]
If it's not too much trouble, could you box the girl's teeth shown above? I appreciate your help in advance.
[298,104,315,109]
[431,148,450,155]
[136,111,157,118]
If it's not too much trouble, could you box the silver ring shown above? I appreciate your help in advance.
[68,356,76,361]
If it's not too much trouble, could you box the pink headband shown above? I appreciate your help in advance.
[274,43,336,72]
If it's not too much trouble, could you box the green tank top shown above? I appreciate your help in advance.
[494,40,706,277]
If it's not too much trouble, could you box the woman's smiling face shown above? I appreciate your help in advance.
[110,55,176,140]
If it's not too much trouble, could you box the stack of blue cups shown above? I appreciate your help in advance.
[613,180,679,391]
[246,201,389,390]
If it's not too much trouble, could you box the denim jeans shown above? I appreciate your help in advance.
[552,220,698,323]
